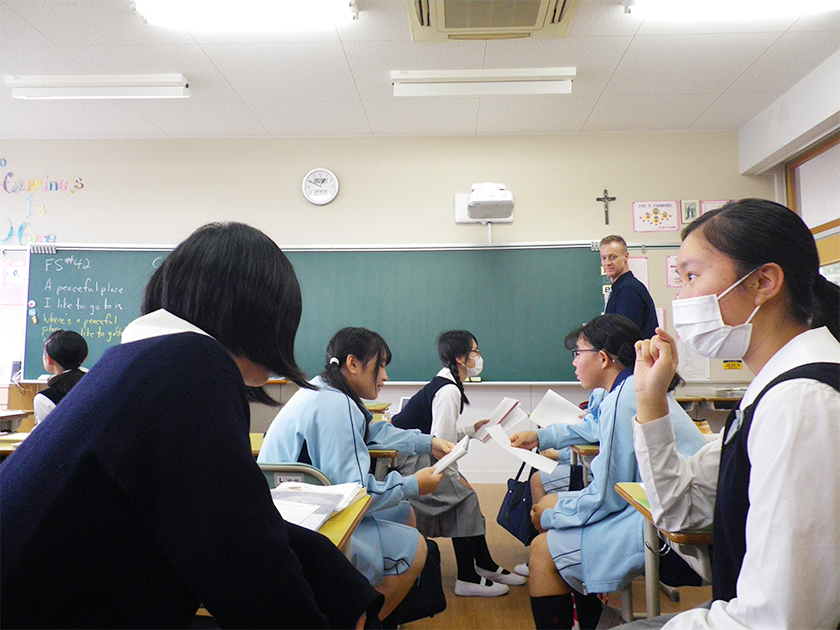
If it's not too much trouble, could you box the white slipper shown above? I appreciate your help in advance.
[514,562,530,577]
[454,577,509,597]
[476,565,527,586]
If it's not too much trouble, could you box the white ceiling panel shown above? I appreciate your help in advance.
[476,95,598,134]
[249,100,372,136]
[688,92,780,130]
[11,100,169,138]
[130,100,269,137]
[583,93,719,132]
[725,30,840,95]
[364,97,481,135]
[201,42,359,101]
[604,32,781,96]
[0,0,836,139]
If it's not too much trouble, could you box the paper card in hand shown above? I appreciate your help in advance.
[474,397,520,442]
[433,435,470,474]
[529,390,584,428]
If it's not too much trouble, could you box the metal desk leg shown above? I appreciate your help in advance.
[644,520,661,618]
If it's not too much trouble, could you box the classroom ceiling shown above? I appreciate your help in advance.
[1,0,838,139]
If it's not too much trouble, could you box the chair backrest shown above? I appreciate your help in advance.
[258,463,331,488]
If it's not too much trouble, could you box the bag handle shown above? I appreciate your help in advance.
[513,461,528,482]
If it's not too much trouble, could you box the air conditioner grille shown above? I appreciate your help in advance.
[442,0,544,29]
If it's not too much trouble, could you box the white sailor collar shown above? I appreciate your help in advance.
[121,309,212,344]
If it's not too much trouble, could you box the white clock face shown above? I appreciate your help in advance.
[302,168,339,205]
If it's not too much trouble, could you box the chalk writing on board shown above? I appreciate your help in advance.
[37,256,134,343]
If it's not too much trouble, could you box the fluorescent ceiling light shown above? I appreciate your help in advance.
[5,74,190,100]
[391,68,576,97]
[626,0,840,20]
[134,0,359,32]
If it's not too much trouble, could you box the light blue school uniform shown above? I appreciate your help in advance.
[538,370,707,594]
[259,376,434,586]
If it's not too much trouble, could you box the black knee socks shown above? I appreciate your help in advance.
[451,537,480,582]
[529,594,574,630]
[573,591,604,630]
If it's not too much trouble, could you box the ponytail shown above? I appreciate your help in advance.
[437,330,475,413]
[812,274,840,341]
[320,327,391,416]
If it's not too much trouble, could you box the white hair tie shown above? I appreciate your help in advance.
[329,357,340,366]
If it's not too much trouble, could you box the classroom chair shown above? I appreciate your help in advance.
[258,462,331,488]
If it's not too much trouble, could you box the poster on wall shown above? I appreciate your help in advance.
[633,200,679,232]
[666,255,682,288]
[701,200,729,215]
[1,259,27,305]
[628,256,650,288]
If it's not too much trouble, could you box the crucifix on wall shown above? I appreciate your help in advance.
[596,188,616,225]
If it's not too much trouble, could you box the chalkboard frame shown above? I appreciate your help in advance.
[23,242,606,383]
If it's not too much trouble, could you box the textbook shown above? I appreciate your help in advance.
[529,389,584,428]
[270,482,365,531]
[473,397,528,443]
[434,434,470,473]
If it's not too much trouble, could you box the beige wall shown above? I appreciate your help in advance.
[2,130,774,389]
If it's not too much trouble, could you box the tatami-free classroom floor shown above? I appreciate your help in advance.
[402,484,712,630]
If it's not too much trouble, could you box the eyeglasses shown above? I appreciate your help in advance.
[571,348,600,358]
[469,349,482,357]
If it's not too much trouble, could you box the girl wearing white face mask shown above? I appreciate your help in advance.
[393,331,524,597]
[631,199,840,630]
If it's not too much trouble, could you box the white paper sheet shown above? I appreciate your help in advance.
[474,397,519,442]
[486,424,558,474]
[529,390,583,428]
[434,435,470,473]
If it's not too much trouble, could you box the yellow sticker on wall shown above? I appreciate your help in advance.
[723,360,743,370]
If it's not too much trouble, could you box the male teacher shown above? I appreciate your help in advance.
[600,235,658,339]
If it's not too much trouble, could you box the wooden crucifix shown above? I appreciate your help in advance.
[596,188,616,225]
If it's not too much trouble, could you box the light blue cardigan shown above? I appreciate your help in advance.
[538,372,707,593]
[258,376,434,584]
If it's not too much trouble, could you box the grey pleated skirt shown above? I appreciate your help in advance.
[395,453,486,538]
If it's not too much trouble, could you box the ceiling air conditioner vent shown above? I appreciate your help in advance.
[409,0,577,42]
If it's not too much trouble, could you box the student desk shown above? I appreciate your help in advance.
[0,410,31,433]
[615,482,713,618]
[0,430,29,462]
[249,432,264,456]
[570,443,599,486]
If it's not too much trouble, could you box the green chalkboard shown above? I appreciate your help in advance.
[24,245,603,382]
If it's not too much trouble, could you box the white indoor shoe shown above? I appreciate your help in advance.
[476,565,527,586]
[513,562,530,577]
[454,577,510,597]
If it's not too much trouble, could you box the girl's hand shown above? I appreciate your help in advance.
[530,504,548,532]
[431,437,454,460]
[414,466,444,495]
[634,327,678,423]
[509,430,539,450]
[473,418,490,433]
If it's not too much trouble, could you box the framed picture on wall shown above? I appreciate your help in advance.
[680,199,699,224]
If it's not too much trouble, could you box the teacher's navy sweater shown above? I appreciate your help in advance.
[605,271,658,339]
[0,332,378,629]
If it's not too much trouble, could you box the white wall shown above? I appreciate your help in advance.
[2,131,773,478]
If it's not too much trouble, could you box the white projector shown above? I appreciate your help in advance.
[467,183,514,220]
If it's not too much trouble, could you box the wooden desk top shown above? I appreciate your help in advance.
[570,443,600,457]
[0,410,31,420]
[0,432,29,459]
[249,432,263,456]
[318,495,371,551]
[615,482,713,545]
[368,448,398,459]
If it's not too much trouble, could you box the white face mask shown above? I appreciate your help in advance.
[672,268,761,360]
[467,354,483,377]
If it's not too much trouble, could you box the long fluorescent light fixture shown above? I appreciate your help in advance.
[134,0,359,32]
[624,0,840,20]
[391,68,576,97]
[5,74,190,100]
